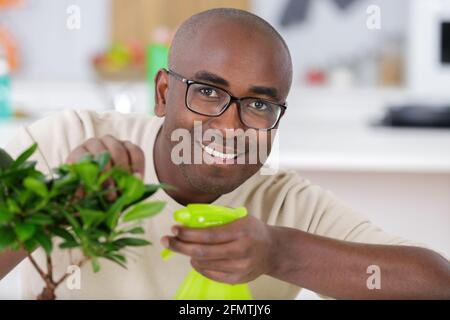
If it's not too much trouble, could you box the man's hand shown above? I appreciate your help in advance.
[66,135,145,199]
[160,215,277,284]
[66,135,145,177]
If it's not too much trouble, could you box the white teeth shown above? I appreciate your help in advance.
[202,143,237,160]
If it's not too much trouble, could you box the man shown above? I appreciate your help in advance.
[1,8,449,299]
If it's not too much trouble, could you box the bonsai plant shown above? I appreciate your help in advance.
[0,143,166,299]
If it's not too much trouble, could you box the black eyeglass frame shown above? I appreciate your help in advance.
[165,68,287,130]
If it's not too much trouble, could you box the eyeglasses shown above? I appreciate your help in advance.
[166,69,287,130]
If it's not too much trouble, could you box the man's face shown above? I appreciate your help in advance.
[155,21,291,195]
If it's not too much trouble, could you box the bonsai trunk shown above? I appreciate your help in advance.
[37,284,56,300]
[27,252,88,300]
[27,253,57,300]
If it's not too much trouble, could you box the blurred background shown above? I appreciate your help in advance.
[0,0,449,299]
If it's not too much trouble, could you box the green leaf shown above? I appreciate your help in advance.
[121,183,170,213]
[34,231,53,255]
[16,189,33,207]
[0,160,35,178]
[122,201,165,223]
[94,152,111,171]
[0,148,14,171]
[0,226,16,251]
[51,172,77,193]
[25,214,54,226]
[121,175,145,204]
[34,197,49,211]
[49,226,77,243]
[122,226,145,235]
[23,238,38,252]
[61,210,81,237]
[54,164,70,175]
[97,171,114,186]
[79,154,94,162]
[11,143,37,170]
[74,162,99,191]
[14,223,36,242]
[113,237,151,248]
[91,258,100,273]
[0,206,13,224]
[59,240,79,249]
[23,177,48,198]
[104,253,127,268]
[105,196,128,230]
[78,208,105,229]
[6,198,21,214]
[9,241,21,251]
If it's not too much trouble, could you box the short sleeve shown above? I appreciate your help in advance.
[4,109,91,176]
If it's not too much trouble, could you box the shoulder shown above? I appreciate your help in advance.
[25,109,159,136]
[6,109,162,173]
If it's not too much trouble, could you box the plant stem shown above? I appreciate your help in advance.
[26,252,48,284]
[27,252,57,300]
[46,254,53,283]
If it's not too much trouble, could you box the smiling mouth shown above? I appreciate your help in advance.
[195,138,248,161]
[201,142,238,160]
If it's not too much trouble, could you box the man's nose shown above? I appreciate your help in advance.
[208,101,243,133]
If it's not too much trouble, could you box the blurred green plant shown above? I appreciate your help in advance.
[0,144,166,299]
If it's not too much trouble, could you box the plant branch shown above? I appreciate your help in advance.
[46,254,53,284]
[27,252,48,284]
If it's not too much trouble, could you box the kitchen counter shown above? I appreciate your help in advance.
[277,108,450,173]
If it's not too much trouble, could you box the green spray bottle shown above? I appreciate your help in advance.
[161,204,253,300]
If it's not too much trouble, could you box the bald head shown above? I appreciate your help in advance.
[168,8,293,95]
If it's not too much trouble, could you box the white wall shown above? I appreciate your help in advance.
[252,0,410,84]
[1,0,410,81]
[0,0,110,80]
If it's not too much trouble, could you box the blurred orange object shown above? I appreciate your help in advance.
[0,0,21,72]
[0,0,22,9]
[0,26,19,71]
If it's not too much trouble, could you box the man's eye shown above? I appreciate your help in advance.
[199,87,219,98]
[249,100,269,111]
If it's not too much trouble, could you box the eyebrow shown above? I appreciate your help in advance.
[248,86,280,102]
[194,71,230,87]
[193,70,281,102]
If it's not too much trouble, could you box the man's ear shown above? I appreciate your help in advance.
[154,69,169,117]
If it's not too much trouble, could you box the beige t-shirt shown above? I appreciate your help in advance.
[5,109,418,299]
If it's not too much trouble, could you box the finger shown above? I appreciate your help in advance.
[123,141,145,179]
[84,138,114,170]
[196,268,251,285]
[191,258,251,274]
[191,267,233,284]
[66,146,90,164]
[85,138,109,159]
[101,135,131,172]
[173,218,247,244]
[161,236,243,260]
